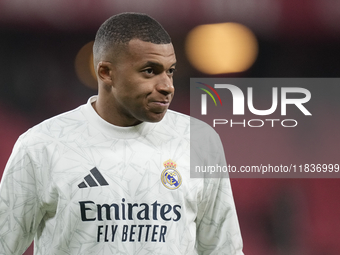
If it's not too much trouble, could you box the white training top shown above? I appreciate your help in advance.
[0,96,244,255]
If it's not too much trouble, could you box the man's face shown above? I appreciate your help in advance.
[106,39,176,126]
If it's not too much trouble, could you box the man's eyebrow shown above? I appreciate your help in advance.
[141,61,176,68]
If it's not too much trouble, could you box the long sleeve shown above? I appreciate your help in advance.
[196,177,244,255]
[0,137,44,254]
[193,121,244,254]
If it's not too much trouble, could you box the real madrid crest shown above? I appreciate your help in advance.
[161,159,182,190]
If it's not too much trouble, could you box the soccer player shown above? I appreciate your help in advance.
[0,13,244,254]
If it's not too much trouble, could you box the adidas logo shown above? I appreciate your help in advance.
[78,167,109,188]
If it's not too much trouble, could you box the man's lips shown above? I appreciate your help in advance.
[148,100,171,112]
[151,101,169,106]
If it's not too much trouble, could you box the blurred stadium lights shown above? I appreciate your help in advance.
[0,0,339,39]
[185,23,258,74]
[75,41,97,89]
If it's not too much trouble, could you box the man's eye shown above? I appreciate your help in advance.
[143,68,153,74]
[168,68,176,74]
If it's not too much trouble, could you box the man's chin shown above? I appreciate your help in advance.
[143,110,167,123]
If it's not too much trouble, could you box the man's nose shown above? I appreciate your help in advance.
[156,72,174,95]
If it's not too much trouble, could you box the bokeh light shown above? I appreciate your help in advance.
[185,22,258,74]
[75,41,97,89]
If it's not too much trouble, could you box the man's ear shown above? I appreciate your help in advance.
[97,61,113,84]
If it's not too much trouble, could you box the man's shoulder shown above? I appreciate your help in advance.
[161,109,190,130]
[161,110,219,141]
[20,105,86,143]
[164,109,217,135]
[164,109,190,122]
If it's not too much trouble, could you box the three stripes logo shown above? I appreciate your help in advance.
[196,82,222,115]
[78,167,109,188]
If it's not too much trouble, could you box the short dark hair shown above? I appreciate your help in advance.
[93,12,171,63]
